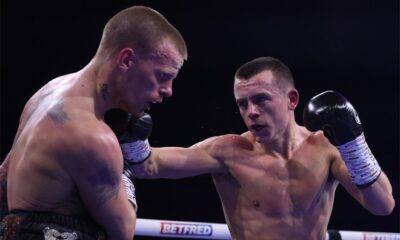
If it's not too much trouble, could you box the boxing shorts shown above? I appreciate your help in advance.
[0,210,106,240]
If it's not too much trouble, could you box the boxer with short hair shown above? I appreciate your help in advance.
[115,57,394,240]
[0,5,187,240]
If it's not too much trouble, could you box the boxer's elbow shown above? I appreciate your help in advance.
[107,214,136,240]
[107,229,134,240]
[368,196,395,216]
[379,196,395,215]
[124,216,136,240]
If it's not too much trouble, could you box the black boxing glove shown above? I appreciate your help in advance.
[303,90,381,188]
[104,108,152,164]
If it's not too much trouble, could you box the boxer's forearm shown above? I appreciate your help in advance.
[360,172,394,215]
[130,146,224,179]
[128,152,159,179]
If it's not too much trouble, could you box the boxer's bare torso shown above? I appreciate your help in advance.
[138,128,343,240]
[7,71,121,217]
[208,131,339,240]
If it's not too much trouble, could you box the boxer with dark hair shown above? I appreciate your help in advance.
[113,57,394,240]
[0,5,187,240]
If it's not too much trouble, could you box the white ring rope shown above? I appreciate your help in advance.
[135,218,400,240]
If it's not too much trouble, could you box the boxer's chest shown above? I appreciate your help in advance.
[224,144,333,215]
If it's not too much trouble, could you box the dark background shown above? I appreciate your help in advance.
[1,0,399,238]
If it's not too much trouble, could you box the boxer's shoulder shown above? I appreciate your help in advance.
[304,129,338,152]
[194,134,253,153]
[48,112,120,165]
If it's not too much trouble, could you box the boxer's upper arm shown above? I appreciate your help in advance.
[64,130,135,239]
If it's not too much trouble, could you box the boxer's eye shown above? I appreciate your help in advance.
[236,100,247,109]
[156,71,174,83]
[252,94,268,105]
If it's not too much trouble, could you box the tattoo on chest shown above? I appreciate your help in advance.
[87,164,120,207]
[48,101,71,124]
[101,84,108,101]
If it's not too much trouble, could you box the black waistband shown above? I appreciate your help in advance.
[0,210,106,240]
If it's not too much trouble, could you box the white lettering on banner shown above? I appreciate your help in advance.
[363,232,400,240]
[160,222,213,236]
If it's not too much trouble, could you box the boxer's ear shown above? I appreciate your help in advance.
[117,48,135,71]
[288,89,299,110]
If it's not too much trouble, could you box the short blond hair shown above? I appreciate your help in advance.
[96,6,187,60]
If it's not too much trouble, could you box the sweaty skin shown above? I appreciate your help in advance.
[134,130,393,240]
[2,5,188,239]
[6,71,135,232]
[130,68,394,240]
[205,132,336,240]
[4,44,184,239]
[134,130,338,239]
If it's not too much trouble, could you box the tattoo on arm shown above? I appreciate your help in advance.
[101,84,108,101]
[87,163,120,207]
[48,101,71,124]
